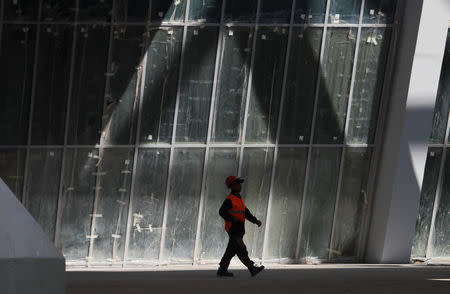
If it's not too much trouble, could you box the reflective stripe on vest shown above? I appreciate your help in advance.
[224,194,245,232]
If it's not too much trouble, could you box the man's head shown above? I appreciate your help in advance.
[225,176,244,193]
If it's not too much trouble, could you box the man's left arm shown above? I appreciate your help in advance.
[245,207,262,227]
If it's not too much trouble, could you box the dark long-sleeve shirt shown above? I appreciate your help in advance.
[219,193,258,236]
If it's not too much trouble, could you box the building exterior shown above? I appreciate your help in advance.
[0,0,449,269]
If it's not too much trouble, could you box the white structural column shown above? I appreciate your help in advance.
[365,0,449,263]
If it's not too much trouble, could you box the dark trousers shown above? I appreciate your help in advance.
[219,233,254,270]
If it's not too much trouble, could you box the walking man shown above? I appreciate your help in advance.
[217,176,265,277]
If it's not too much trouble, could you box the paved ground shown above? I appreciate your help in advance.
[67,264,450,294]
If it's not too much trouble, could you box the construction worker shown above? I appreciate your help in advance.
[217,176,265,277]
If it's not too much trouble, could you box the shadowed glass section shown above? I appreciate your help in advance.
[328,0,361,24]
[211,27,253,143]
[31,24,73,145]
[161,148,205,263]
[198,148,240,261]
[259,0,293,24]
[279,27,322,144]
[299,147,341,260]
[314,28,356,144]
[151,0,186,23]
[78,0,113,22]
[331,147,372,260]
[294,0,326,23]
[347,27,391,144]
[0,24,36,145]
[41,0,77,21]
[265,147,307,261]
[127,148,170,263]
[412,148,443,258]
[3,0,39,20]
[246,27,288,143]
[224,0,257,23]
[24,148,62,241]
[0,149,26,199]
[363,0,396,24]
[189,0,222,22]
[175,27,218,143]
[115,0,150,23]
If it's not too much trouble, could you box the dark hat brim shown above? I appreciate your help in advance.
[229,178,244,187]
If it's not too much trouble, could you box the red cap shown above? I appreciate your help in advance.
[225,176,244,188]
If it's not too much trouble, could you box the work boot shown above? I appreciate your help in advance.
[217,268,234,277]
[249,265,264,277]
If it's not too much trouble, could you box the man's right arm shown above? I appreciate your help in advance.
[219,198,234,222]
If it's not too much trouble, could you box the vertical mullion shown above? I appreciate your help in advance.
[261,0,296,262]
[295,0,331,261]
[328,0,365,262]
[158,0,191,265]
[192,0,226,265]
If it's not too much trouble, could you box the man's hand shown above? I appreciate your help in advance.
[255,220,262,227]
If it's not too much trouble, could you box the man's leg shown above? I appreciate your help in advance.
[218,236,236,271]
[232,235,265,276]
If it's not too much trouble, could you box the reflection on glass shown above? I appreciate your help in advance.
[363,0,396,24]
[412,148,443,258]
[0,149,26,199]
[348,28,391,144]
[189,0,222,22]
[199,148,240,262]
[211,27,253,143]
[241,148,274,259]
[224,0,257,23]
[246,27,288,143]
[41,0,76,21]
[115,0,150,22]
[161,148,205,263]
[328,0,361,24]
[280,28,322,144]
[299,147,341,260]
[3,0,39,20]
[294,0,326,23]
[314,28,356,144]
[127,149,170,263]
[331,148,372,259]
[259,0,293,24]
[175,27,218,143]
[265,148,307,261]
[151,0,186,22]
[78,0,113,22]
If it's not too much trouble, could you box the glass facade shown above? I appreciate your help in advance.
[0,0,395,266]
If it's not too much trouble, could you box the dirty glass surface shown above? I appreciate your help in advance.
[139,28,182,144]
[41,0,76,21]
[328,0,361,24]
[246,27,288,144]
[279,27,322,144]
[331,148,372,260]
[114,0,149,23]
[259,0,293,24]
[0,149,26,200]
[188,0,222,22]
[411,148,443,258]
[241,148,274,259]
[89,148,134,262]
[265,148,307,261]
[224,0,257,23]
[299,147,341,260]
[31,25,72,145]
[127,148,170,263]
[211,27,253,143]
[294,0,326,23]
[161,148,205,263]
[67,25,109,145]
[348,28,391,144]
[198,148,240,262]
[24,148,62,241]
[363,0,396,24]
[57,148,98,261]
[3,0,39,20]
[151,0,186,22]
[0,24,36,145]
[175,27,218,143]
[78,0,113,22]
[314,28,356,144]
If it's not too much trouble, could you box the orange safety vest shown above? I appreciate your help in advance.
[224,194,246,232]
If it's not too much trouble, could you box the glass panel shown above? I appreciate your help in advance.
[211,27,253,143]
[348,28,391,144]
[198,148,240,262]
[279,27,322,144]
[24,148,62,241]
[259,0,293,24]
[78,0,113,22]
[188,0,222,22]
[68,25,109,145]
[411,148,443,258]
[102,26,146,145]
[299,147,341,260]
[31,25,73,145]
[90,148,134,262]
[265,148,307,260]
[0,24,36,145]
[115,0,150,22]
[294,0,326,23]
[57,148,98,261]
[151,0,186,23]
[331,147,372,259]
[161,148,205,263]
[363,0,396,24]
[0,149,26,199]
[246,27,288,143]
[241,147,274,259]
[41,0,77,21]
[140,28,183,144]
[175,27,218,143]
[328,0,361,24]
[224,0,257,23]
[127,148,170,263]
[314,28,356,144]
[3,0,39,21]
